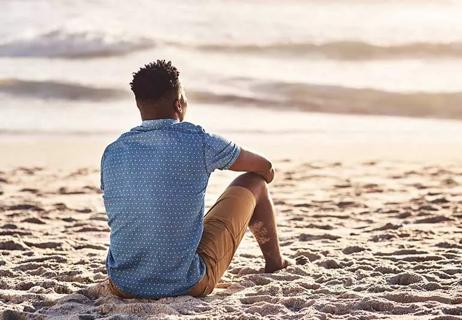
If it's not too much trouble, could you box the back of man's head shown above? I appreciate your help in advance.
[130,60,180,106]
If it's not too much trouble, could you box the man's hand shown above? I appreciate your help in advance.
[264,167,275,184]
[229,147,275,184]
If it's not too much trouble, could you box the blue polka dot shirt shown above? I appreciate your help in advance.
[100,118,241,298]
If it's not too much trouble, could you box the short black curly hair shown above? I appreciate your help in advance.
[130,59,180,101]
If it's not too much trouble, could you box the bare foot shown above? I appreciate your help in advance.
[264,258,292,273]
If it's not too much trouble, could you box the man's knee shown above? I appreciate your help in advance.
[229,172,267,199]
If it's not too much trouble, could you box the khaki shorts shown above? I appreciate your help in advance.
[108,185,256,298]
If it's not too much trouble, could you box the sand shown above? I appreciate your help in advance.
[1,147,462,319]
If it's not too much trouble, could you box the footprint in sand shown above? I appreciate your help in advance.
[57,186,101,195]
[1,223,18,229]
[19,188,40,194]
[7,204,44,212]
[244,274,272,285]
[20,255,67,263]
[388,272,425,285]
[294,256,309,265]
[0,238,29,250]
[57,187,86,195]
[240,294,278,305]
[20,217,46,224]
[299,233,340,241]
[370,223,402,232]
[62,217,78,222]
[292,249,322,262]
[415,215,452,224]
[316,258,342,269]
[74,226,109,233]
[237,267,261,276]
[342,246,366,254]
[304,223,333,230]
[53,202,70,211]
[0,229,33,236]
[23,241,63,249]
[73,243,107,251]
[395,211,413,219]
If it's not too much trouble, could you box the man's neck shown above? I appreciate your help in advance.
[140,109,183,122]
[142,117,176,121]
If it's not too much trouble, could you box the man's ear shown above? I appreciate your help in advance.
[174,99,182,113]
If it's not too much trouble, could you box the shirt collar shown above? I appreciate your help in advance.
[141,118,179,129]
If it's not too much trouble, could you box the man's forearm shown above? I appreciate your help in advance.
[229,148,275,183]
[255,160,274,183]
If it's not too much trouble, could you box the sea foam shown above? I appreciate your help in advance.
[0,29,155,58]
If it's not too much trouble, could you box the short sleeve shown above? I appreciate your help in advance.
[100,149,107,191]
[202,129,241,174]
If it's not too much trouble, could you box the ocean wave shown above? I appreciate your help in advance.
[190,81,462,120]
[2,77,461,121]
[0,30,155,58]
[185,41,462,60]
[0,79,127,101]
[3,29,462,60]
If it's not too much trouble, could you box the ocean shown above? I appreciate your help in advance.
[1,0,461,136]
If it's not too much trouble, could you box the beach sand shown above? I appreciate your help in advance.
[1,123,462,319]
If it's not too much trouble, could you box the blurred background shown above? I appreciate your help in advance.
[1,0,462,164]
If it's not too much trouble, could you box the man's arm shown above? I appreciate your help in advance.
[229,147,274,183]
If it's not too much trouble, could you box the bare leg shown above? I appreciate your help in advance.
[229,172,288,273]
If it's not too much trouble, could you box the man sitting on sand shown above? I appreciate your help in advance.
[100,60,289,299]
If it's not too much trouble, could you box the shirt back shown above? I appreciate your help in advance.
[101,118,240,298]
